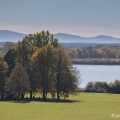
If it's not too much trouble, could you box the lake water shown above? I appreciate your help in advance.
[73,64,120,88]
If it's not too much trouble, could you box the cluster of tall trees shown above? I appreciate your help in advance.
[0,31,79,100]
[67,45,120,59]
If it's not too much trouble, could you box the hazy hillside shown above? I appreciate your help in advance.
[55,33,120,43]
[0,42,15,55]
[0,30,27,42]
[54,33,85,43]
[1,30,120,44]
[0,42,5,46]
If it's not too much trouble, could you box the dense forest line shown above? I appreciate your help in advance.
[0,31,79,100]
[67,45,120,59]
[62,42,120,49]
[67,45,120,65]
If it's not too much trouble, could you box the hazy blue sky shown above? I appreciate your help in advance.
[0,0,120,37]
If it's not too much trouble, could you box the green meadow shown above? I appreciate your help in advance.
[0,93,120,120]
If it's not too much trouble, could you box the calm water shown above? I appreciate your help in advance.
[74,64,120,88]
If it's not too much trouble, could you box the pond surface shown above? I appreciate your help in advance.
[74,64,120,88]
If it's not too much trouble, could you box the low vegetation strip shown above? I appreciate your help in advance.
[0,93,120,120]
[72,58,120,65]
[76,80,120,94]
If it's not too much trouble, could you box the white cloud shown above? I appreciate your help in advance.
[0,24,120,38]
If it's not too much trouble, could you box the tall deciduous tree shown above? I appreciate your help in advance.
[0,57,8,99]
[31,44,79,100]
[4,47,16,74]
[4,63,30,99]
[31,44,55,100]
[55,45,79,100]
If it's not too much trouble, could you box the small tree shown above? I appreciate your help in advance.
[109,80,120,94]
[4,63,30,99]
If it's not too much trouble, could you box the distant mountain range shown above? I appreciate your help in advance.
[0,30,27,42]
[0,30,120,43]
[54,33,120,43]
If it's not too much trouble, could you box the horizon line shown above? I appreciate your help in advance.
[0,29,120,39]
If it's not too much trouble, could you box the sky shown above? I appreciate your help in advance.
[0,0,120,37]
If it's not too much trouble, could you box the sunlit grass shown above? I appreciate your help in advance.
[0,93,120,120]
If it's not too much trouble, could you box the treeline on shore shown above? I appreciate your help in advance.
[61,42,120,49]
[67,45,120,59]
[77,80,120,94]
[72,58,120,65]
[67,45,120,65]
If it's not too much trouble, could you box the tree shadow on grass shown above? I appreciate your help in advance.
[0,98,83,104]
[0,99,31,104]
[39,99,82,103]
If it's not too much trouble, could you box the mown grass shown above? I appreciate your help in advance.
[0,93,120,120]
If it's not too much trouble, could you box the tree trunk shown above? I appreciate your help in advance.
[57,91,60,100]
[1,90,4,100]
[21,94,24,99]
[18,92,20,101]
[42,75,46,100]
[30,90,32,99]
[1,84,4,99]
[57,73,60,100]
[43,88,46,100]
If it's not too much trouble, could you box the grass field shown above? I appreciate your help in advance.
[0,93,120,120]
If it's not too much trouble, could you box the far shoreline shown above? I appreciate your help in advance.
[72,58,120,65]
[73,63,120,65]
